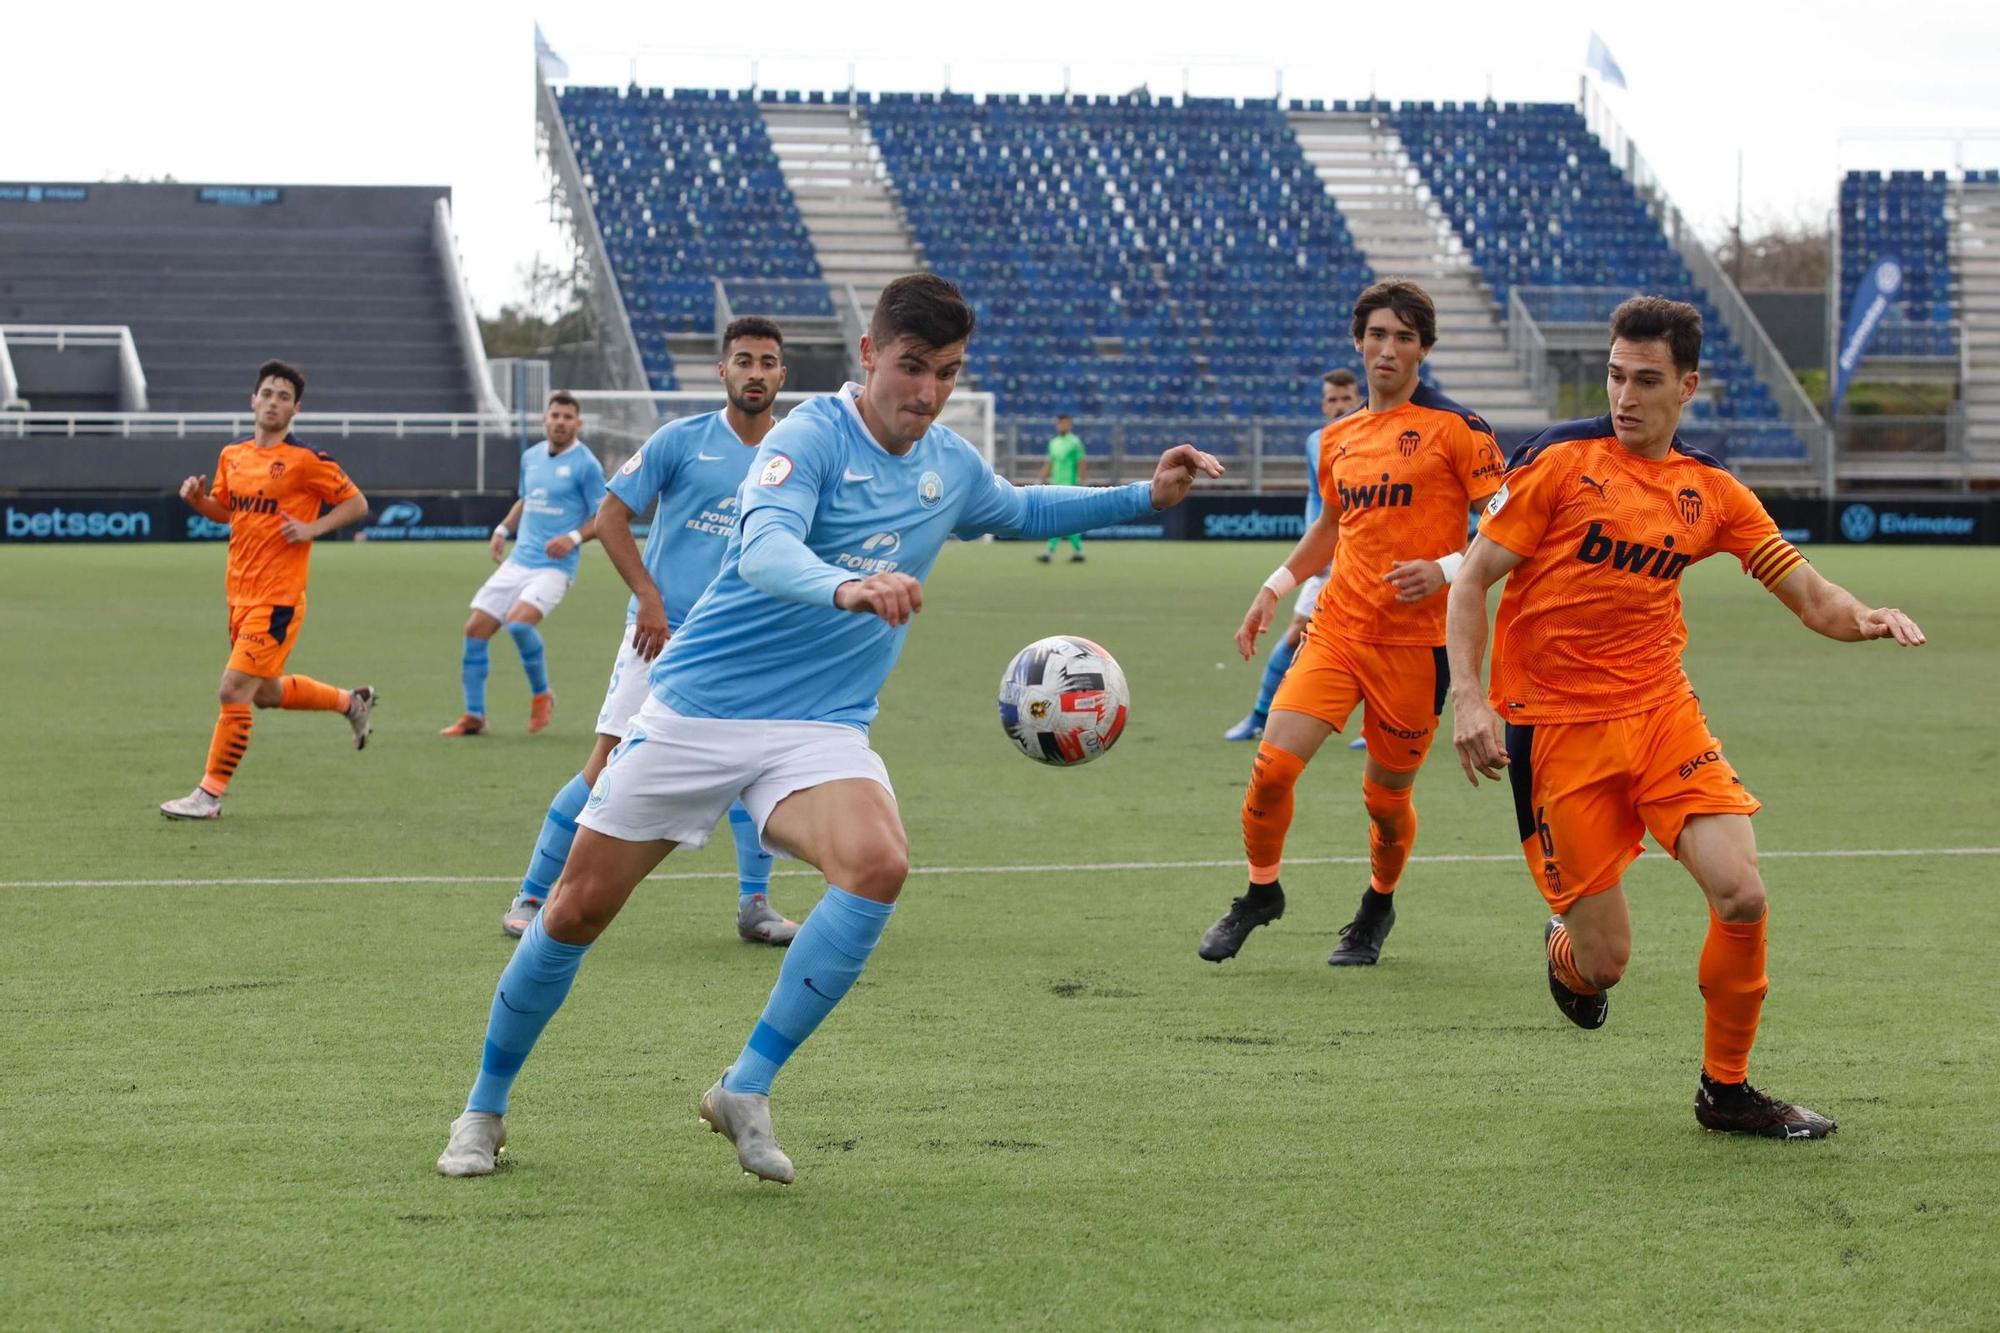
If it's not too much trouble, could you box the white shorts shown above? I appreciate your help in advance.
[470,560,572,620]
[593,624,652,737]
[577,691,896,851]
[1294,572,1328,622]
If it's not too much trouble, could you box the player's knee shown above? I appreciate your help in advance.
[541,881,614,943]
[250,682,284,709]
[1710,872,1767,923]
[840,842,909,901]
[1578,944,1629,991]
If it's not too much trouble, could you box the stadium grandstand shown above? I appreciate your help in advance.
[534,74,1883,492]
[1834,165,2000,479]
[7,60,1997,508]
[0,182,511,492]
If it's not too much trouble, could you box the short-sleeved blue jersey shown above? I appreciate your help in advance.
[650,387,1151,731]
[511,440,607,577]
[606,412,760,628]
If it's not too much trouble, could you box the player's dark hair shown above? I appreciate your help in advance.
[869,272,976,351]
[1610,296,1703,374]
[1350,279,1438,349]
[254,359,305,403]
[1323,368,1358,389]
[1057,413,1073,423]
[723,315,785,351]
[546,389,581,412]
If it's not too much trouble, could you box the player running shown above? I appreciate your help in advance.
[1224,368,1363,742]
[1036,413,1088,562]
[437,273,1223,1182]
[440,391,606,737]
[160,360,375,820]
[499,317,800,946]
[1199,280,1504,968]
[1446,296,1925,1139]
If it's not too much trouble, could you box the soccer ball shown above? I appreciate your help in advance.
[997,635,1130,765]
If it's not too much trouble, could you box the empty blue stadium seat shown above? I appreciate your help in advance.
[556,86,833,382]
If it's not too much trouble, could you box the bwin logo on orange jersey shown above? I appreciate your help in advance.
[1336,473,1413,510]
[230,493,280,516]
[1574,521,1693,580]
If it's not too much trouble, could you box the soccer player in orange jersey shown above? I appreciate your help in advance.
[160,360,376,819]
[1445,297,1925,1139]
[1200,280,1504,967]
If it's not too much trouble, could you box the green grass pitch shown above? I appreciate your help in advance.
[3,539,1997,1329]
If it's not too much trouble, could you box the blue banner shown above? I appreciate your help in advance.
[1833,255,1903,413]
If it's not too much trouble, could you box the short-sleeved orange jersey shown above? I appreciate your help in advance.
[1478,417,1807,725]
[209,437,359,607]
[1313,383,1504,646]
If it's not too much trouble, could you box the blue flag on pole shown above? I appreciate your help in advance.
[1586,33,1628,89]
[1833,256,1905,413]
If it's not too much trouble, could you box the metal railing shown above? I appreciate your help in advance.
[536,69,651,393]
[997,416,1325,489]
[1834,412,1962,457]
[0,410,512,439]
[1504,289,1560,412]
[0,324,150,411]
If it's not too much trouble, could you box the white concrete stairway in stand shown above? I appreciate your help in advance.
[1289,111,1546,427]
[761,106,923,320]
[1957,183,2000,471]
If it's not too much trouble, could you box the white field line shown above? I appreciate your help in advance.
[4,846,1998,890]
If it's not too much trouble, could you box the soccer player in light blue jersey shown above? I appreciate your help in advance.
[1224,368,1362,742]
[499,317,800,947]
[441,391,607,737]
[438,274,1224,1182]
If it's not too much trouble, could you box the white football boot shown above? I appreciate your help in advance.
[345,685,377,750]
[436,1111,507,1176]
[699,1076,795,1184]
[159,787,222,820]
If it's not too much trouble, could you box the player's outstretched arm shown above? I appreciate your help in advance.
[1770,564,1926,645]
[1445,535,1524,786]
[595,493,670,658]
[1236,506,1341,659]
[1147,443,1225,509]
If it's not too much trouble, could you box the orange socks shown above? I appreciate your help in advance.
[1242,743,1305,884]
[202,703,253,796]
[1361,778,1417,894]
[280,675,351,713]
[1546,920,1599,995]
[1697,908,1769,1084]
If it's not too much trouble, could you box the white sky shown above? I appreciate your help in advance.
[8,0,1998,314]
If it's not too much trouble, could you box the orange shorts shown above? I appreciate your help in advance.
[226,602,304,678]
[1269,631,1448,773]
[1504,692,1761,914]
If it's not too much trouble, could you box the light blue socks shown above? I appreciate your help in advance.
[729,802,774,903]
[1252,634,1300,721]
[506,621,549,695]
[520,772,592,902]
[461,636,490,716]
[722,886,894,1095]
[466,914,591,1114]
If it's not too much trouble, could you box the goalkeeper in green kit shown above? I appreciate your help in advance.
[1037,413,1089,563]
